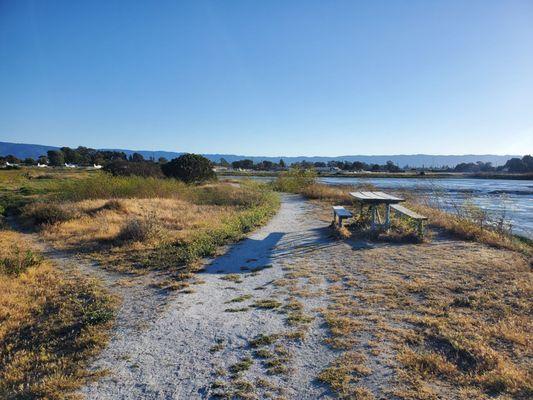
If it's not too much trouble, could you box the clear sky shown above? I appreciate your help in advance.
[1,0,532,156]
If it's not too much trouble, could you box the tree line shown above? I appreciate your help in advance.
[222,158,402,172]
[0,146,170,167]
[452,155,533,173]
[1,146,532,174]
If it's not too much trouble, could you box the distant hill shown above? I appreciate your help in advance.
[0,141,520,168]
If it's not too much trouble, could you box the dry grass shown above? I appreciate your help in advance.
[0,229,115,399]
[412,203,532,255]
[314,234,532,398]
[318,352,372,398]
[18,177,279,272]
[29,198,235,249]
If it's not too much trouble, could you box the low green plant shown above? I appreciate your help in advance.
[272,168,317,193]
[0,246,42,276]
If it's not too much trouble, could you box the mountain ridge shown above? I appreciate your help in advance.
[0,141,520,168]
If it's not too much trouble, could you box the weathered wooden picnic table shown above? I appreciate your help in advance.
[349,191,405,230]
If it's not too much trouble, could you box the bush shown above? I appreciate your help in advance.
[272,168,317,193]
[22,202,77,225]
[103,160,164,178]
[0,246,42,276]
[116,215,166,244]
[161,154,216,183]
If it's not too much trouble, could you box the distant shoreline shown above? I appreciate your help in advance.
[218,171,533,180]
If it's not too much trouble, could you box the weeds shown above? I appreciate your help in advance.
[253,299,282,309]
[0,230,115,399]
[229,357,253,374]
[226,294,253,303]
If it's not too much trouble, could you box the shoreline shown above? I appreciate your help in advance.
[218,171,533,180]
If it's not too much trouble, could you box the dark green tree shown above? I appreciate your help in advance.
[129,153,145,162]
[47,150,65,166]
[162,154,216,183]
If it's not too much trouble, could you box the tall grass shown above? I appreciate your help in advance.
[0,230,115,399]
[21,173,281,272]
[57,174,188,201]
[145,187,280,270]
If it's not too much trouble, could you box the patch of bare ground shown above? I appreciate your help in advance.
[289,201,532,399]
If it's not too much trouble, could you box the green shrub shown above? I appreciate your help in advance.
[0,246,42,276]
[272,168,316,193]
[161,154,216,183]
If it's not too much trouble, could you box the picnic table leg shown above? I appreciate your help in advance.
[385,204,391,229]
[417,220,424,238]
[370,205,376,230]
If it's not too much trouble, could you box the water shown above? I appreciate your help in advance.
[225,175,533,238]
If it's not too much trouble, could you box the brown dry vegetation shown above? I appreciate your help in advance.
[277,224,532,398]
[17,174,279,273]
[0,229,115,399]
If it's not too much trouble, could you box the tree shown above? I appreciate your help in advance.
[231,159,254,170]
[5,155,21,164]
[37,155,48,164]
[47,150,65,166]
[23,158,35,165]
[219,158,230,167]
[158,157,168,164]
[352,161,367,171]
[385,160,401,172]
[130,153,145,162]
[162,154,216,183]
[255,160,274,171]
[61,147,81,164]
[279,159,286,168]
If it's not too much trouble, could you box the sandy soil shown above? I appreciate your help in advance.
[80,194,340,399]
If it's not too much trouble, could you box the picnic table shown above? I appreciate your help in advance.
[349,191,405,230]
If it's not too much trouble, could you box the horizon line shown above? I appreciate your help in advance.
[0,141,523,158]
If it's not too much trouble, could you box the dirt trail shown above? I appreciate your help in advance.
[75,194,342,399]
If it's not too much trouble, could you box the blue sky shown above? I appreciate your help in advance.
[1,0,532,156]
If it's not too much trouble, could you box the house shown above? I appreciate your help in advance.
[93,164,103,169]
[64,163,77,168]
[37,163,48,168]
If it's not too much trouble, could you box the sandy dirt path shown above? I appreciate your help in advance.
[81,194,340,399]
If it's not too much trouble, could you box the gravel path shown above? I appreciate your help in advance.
[81,194,339,399]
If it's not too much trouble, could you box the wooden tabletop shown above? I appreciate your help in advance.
[349,191,405,204]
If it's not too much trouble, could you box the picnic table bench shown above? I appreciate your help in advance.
[390,204,428,237]
[332,206,353,227]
